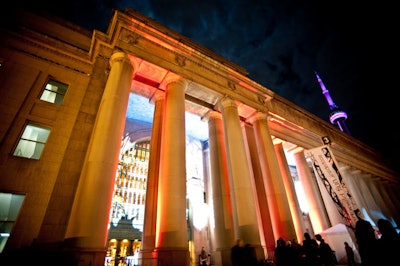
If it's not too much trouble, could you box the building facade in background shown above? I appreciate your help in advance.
[0,8,399,266]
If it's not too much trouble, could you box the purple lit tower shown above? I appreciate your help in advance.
[314,71,350,135]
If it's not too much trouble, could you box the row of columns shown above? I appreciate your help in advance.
[340,163,400,226]
[64,51,328,266]
[65,51,398,266]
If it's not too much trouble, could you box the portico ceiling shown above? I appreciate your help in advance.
[127,58,211,141]
[127,57,260,141]
[127,57,299,158]
[129,57,258,121]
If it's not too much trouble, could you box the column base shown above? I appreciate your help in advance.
[212,247,232,266]
[73,249,107,266]
[140,249,159,266]
[60,237,107,266]
[154,247,190,266]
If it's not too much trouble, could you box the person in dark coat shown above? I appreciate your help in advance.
[377,218,400,266]
[231,239,246,266]
[355,218,379,266]
[315,234,334,266]
[274,238,288,266]
[244,243,258,266]
[275,237,299,266]
[344,241,355,266]
[301,232,319,266]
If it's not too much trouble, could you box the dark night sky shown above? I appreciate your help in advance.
[12,1,399,170]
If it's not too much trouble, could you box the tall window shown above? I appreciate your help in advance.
[40,79,68,104]
[13,123,51,159]
[0,193,25,253]
[110,139,150,229]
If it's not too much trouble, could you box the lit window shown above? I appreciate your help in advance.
[0,192,25,253]
[13,123,51,160]
[40,79,68,104]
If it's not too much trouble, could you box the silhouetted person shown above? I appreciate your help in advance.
[275,237,299,266]
[355,218,379,266]
[231,239,246,266]
[244,243,258,266]
[377,218,400,266]
[315,234,334,266]
[301,232,319,266]
[275,238,288,266]
[286,240,301,266]
[344,242,355,266]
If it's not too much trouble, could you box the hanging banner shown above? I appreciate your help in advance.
[305,145,359,229]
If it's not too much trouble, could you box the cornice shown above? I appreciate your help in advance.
[1,28,93,75]
[102,12,399,180]
[103,10,272,113]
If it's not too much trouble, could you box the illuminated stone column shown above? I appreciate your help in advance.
[242,122,275,259]
[366,176,392,222]
[378,180,400,222]
[339,166,369,220]
[364,175,391,225]
[216,97,264,259]
[349,170,376,222]
[293,150,330,234]
[203,111,235,266]
[381,182,400,223]
[155,75,189,266]
[141,90,165,261]
[246,112,296,241]
[66,51,135,264]
[274,141,306,243]
[357,173,382,223]
[339,164,390,225]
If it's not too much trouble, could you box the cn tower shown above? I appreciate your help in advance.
[314,71,350,135]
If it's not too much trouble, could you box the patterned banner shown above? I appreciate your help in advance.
[305,145,359,229]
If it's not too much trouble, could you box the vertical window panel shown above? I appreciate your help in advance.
[13,123,51,160]
[40,79,68,104]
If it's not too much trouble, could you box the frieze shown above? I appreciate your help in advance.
[227,81,237,91]
[257,95,266,105]
[6,35,92,75]
[120,28,141,45]
[9,45,91,75]
[175,54,186,67]
[117,24,273,113]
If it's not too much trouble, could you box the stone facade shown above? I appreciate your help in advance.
[0,8,398,266]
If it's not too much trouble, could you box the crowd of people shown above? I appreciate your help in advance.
[274,217,400,266]
[355,218,400,266]
[274,232,336,266]
[227,218,400,266]
[108,217,399,266]
[231,239,259,266]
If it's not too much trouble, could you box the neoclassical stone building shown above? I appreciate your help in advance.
[0,8,399,266]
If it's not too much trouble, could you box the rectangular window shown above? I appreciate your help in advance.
[13,123,51,160]
[40,79,68,104]
[0,192,25,253]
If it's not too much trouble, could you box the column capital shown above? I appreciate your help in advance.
[246,111,268,124]
[160,73,188,90]
[110,51,133,68]
[215,96,237,111]
[150,90,165,104]
[201,110,222,122]
[289,146,305,155]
